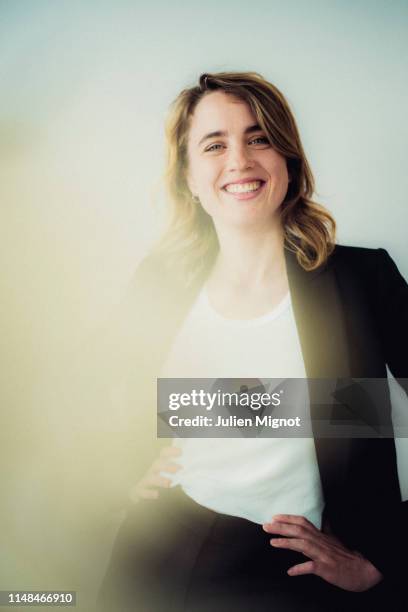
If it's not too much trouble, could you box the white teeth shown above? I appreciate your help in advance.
[225,181,262,194]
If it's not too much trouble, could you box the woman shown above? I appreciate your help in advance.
[99,72,408,611]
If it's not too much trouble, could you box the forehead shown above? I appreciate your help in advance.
[188,91,256,143]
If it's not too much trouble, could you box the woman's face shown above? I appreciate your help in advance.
[186,91,289,230]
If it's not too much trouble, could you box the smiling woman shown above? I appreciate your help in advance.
[158,73,336,285]
[98,72,408,611]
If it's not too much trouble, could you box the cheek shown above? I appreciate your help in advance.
[280,165,289,186]
[270,159,289,187]
[194,164,220,193]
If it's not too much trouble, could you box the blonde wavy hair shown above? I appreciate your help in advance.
[154,71,336,283]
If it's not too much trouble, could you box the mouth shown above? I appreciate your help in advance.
[222,179,266,201]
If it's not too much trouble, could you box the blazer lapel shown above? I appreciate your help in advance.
[284,248,351,379]
[284,248,352,499]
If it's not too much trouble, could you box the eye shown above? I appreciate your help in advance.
[249,136,270,146]
[204,143,224,152]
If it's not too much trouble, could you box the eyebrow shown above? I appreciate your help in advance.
[197,124,263,147]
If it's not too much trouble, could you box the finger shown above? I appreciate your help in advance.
[160,446,182,458]
[271,514,316,527]
[287,561,316,577]
[263,522,313,539]
[160,461,182,474]
[270,515,318,532]
[153,460,182,474]
[128,486,159,502]
[146,475,172,488]
[263,516,317,538]
[139,489,159,500]
[151,460,182,474]
[270,537,322,560]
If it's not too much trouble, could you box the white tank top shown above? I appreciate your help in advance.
[160,286,324,527]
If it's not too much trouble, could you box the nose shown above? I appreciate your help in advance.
[226,143,255,172]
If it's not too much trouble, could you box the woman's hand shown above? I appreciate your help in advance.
[129,446,182,502]
[263,514,383,592]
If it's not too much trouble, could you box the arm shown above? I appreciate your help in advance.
[369,249,408,581]
[377,248,408,393]
[263,250,408,591]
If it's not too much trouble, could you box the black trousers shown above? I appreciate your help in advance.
[99,487,397,612]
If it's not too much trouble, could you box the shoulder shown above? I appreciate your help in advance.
[129,254,166,288]
[324,245,385,299]
[327,244,407,299]
[126,253,203,320]
[329,243,403,272]
[128,254,185,301]
[331,243,383,262]
[328,244,389,277]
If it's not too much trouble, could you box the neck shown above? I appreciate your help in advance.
[209,221,286,290]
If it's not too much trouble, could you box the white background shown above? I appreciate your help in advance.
[1,0,407,603]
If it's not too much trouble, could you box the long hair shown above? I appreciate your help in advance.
[153,71,336,284]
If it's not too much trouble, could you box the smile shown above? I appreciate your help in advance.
[222,180,266,200]
[225,180,263,194]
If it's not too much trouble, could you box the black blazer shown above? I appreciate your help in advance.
[105,244,408,585]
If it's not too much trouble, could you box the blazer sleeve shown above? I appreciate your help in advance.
[370,249,408,583]
[377,248,408,393]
